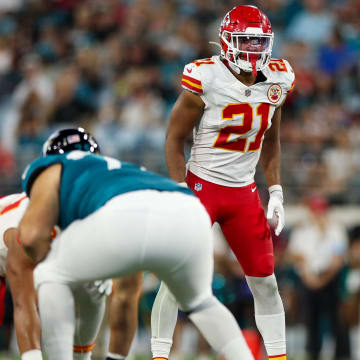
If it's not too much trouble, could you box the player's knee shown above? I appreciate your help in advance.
[112,273,143,301]
[108,283,142,330]
[110,289,139,309]
[110,274,143,315]
[246,273,279,299]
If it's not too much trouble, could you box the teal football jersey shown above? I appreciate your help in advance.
[22,151,194,229]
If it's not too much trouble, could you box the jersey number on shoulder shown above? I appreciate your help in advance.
[269,59,287,72]
[213,103,270,152]
[192,58,215,67]
[66,151,121,170]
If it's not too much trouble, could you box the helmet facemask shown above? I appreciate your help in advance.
[220,29,273,76]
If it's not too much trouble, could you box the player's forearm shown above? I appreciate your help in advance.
[14,306,41,354]
[7,270,41,355]
[260,140,281,186]
[164,137,187,182]
[6,232,42,355]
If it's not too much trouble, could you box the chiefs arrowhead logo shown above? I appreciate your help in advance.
[267,84,282,103]
[186,67,192,73]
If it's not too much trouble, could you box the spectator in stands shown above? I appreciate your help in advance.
[344,225,360,360]
[286,0,336,48]
[322,130,360,203]
[318,26,356,77]
[287,195,350,360]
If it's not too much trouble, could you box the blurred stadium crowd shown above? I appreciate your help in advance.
[0,0,359,359]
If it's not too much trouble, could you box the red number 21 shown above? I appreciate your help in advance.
[213,103,270,152]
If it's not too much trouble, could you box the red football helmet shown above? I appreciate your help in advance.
[219,5,273,75]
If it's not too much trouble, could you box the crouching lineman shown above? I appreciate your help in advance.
[0,193,112,360]
[18,127,254,360]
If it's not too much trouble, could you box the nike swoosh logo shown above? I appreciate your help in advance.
[251,187,256,192]
[186,68,192,73]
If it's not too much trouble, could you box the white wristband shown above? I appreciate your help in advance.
[268,184,283,202]
[268,184,282,193]
[178,182,188,188]
[21,350,42,360]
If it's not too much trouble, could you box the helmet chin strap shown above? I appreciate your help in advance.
[228,61,241,74]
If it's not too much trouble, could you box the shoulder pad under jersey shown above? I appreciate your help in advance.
[264,58,295,94]
[181,57,217,95]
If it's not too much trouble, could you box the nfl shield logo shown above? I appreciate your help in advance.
[194,183,202,192]
[245,89,251,97]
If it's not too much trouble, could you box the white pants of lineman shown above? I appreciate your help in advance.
[34,190,253,360]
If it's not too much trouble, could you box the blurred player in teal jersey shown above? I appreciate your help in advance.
[18,128,253,360]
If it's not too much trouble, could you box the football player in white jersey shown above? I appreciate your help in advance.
[151,5,295,360]
[0,193,111,360]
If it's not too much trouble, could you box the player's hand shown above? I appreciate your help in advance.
[84,279,113,302]
[266,185,284,236]
[94,279,113,296]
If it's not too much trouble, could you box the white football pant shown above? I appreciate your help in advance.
[34,191,253,360]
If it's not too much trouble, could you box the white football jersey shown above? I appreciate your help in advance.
[181,55,295,187]
[0,193,29,277]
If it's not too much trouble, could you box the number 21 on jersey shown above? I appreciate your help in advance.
[213,103,270,152]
